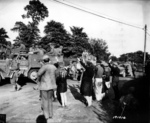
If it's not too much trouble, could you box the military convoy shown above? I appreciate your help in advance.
[0,43,64,83]
[118,62,134,77]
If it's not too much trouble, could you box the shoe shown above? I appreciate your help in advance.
[39,111,43,115]
[33,86,38,90]
[11,86,17,92]
[47,117,52,123]
[11,89,16,92]
[59,105,64,108]
[87,105,92,107]
[53,98,58,102]
[17,87,22,91]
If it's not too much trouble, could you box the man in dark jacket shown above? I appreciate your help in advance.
[37,55,57,120]
[111,62,120,100]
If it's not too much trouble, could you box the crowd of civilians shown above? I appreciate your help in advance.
[36,50,124,121]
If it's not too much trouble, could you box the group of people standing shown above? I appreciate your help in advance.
[78,56,120,107]
[37,55,68,121]
[36,50,121,121]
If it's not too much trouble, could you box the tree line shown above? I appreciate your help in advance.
[0,0,149,63]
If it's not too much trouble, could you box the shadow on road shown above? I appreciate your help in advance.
[68,85,86,104]
[92,103,113,123]
[36,115,47,123]
[0,75,36,87]
[91,74,149,123]
[112,75,149,123]
[0,78,10,86]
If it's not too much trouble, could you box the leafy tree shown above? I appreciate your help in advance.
[43,20,69,45]
[11,21,40,48]
[40,20,72,57]
[119,54,128,62]
[110,56,118,61]
[12,0,48,48]
[0,28,12,59]
[70,26,88,38]
[22,0,48,24]
[0,28,9,45]
[70,26,91,57]
[90,38,110,61]
[22,0,48,44]
[119,50,150,63]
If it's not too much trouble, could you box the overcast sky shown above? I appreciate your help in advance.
[0,0,150,57]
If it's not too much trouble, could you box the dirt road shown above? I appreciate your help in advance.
[0,78,120,123]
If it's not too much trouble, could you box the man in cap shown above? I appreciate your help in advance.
[37,55,57,120]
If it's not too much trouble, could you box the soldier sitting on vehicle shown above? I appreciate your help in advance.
[9,54,21,91]
[48,43,63,56]
[29,44,36,53]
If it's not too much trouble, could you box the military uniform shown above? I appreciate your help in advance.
[9,56,21,91]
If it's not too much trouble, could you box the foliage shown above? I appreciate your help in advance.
[110,56,118,61]
[11,21,40,48]
[0,28,9,45]
[40,20,74,57]
[22,0,48,24]
[90,38,110,61]
[69,26,92,57]
[40,23,110,59]
[0,28,12,59]
[70,26,88,38]
[12,0,48,48]
[10,0,111,60]
[119,50,150,63]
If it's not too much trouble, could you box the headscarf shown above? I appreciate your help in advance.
[58,62,67,78]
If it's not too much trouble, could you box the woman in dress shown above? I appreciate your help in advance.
[55,62,68,107]
[78,57,95,107]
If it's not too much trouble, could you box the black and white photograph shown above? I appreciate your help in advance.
[0,0,149,123]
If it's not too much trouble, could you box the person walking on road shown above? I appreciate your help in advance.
[55,62,68,107]
[37,55,57,120]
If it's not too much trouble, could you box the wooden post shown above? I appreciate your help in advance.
[143,24,147,72]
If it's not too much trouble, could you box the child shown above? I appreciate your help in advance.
[56,62,68,107]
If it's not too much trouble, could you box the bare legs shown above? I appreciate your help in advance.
[84,96,92,106]
[60,92,67,107]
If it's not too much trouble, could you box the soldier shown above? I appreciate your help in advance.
[29,44,36,54]
[9,54,21,91]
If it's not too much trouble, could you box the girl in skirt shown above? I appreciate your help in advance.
[55,62,68,107]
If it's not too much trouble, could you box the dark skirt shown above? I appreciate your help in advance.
[112,76,119,87]
[57,81,67,93]
[80,77,93,96]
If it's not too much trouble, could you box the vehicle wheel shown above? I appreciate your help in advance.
[28,69,38,81]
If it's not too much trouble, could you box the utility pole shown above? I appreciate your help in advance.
[143,24,147,72]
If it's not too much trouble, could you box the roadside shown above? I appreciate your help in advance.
[0,72,147,123]
[0,79,114,123]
